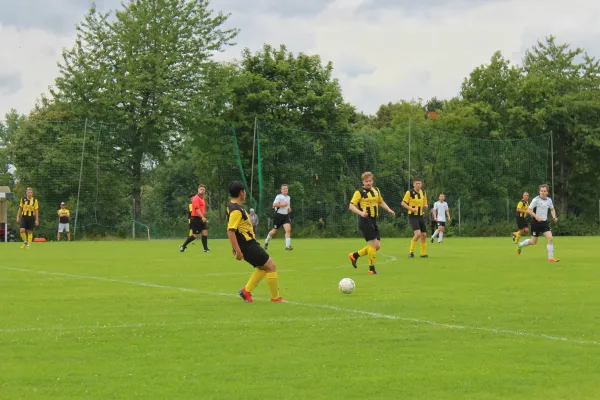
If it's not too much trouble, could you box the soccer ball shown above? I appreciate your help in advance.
[338,278,355,294]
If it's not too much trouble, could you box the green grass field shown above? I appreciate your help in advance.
[1,237,600,399]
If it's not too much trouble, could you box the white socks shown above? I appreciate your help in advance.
[431,231,438,239]
[519,239,531,248]
[438,232,443,242]
[547,244,554,259]
[265,234,271,244]
[285,237,291,247]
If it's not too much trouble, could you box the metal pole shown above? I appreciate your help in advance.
[132,221,135,240]
[73,118,88,238]
[250,117,257,200]
[550,131,555,199]
[507,197,509,222]
[408,119,412,190]
[458,198,461,236]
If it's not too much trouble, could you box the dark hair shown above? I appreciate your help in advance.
[413,177,422,183]
[198,184,206,189]
[281,184,288,188]
[189,192,195,198]
[539,184,549,191]
[229,181,246,197]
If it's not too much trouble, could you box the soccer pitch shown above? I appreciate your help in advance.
[1,238,600,399]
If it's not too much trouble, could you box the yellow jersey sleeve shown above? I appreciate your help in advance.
[350,191,362,205]
[402,191,411,204]
[517,201,525,210]
[19,199,24,208]
[376,188,384,203]
[227,209,243,230]
[423,192,427,205]
[34,200,39,210]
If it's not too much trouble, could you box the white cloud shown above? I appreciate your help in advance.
[1,0,600,120]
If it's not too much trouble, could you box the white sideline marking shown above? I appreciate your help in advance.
[0,316,371,334]
[1,265,598,346]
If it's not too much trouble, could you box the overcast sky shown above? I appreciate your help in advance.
[1,0,599,120]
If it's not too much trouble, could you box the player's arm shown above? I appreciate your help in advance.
[16,204,22,222]
[550,201,558,222]
[227,210,244,260]
[423,193,428,208]
[287,198,291,213]
[379,200,395,217]
[349,191,367,217]
[401,191,417,213]
[446,208,451,221]
[35,202,39,226]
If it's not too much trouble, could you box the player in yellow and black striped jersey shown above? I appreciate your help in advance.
[401,178,429,258]
[512,192,530,243]
[226,181,283,304]
[347,172,396,275]
[16,187,39,248]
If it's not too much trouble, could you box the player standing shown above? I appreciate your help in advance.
[180,184,210,253]
[264,184,292,250]
[16,187,39,248]
[516,184,559,262]
[347,172,396,275]
[431,194,451,243]
[227,181,283,303]
[512,192,530,243]
[57,202,71,241]
[401,178,429,258]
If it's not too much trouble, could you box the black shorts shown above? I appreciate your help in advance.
[516,217,529,230]
[409,215,427,232]
[190,217,207,235]
[273,213,291,229]
[241,240,270,268]
[436,221,446,227]
[358,218,380,242]
[20,216,36,231]
[531,221,550,237]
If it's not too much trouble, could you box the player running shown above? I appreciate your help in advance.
[512,192,530,243]
[516,184,559,262]
[264,184,293,250]
[347,172,396,275]
[431,194,451,243]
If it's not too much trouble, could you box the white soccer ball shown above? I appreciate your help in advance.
[338,278,355,294]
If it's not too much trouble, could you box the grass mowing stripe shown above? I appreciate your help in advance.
[3,264,598,346]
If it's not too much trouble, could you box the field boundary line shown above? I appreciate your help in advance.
[2,265,597,346]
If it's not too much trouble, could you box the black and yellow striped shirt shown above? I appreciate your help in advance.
[517,200,529,218]
[402,189,427,216]
[19,197,39,217]
[350,187,383,218]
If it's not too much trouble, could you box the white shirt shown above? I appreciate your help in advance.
[273,194,291,215]
[433,201,449,222]
[528,196,554,221]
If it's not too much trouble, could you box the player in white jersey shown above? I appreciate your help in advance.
[431,194,451,243]
[264,184,293,250]
[517,184,559,262]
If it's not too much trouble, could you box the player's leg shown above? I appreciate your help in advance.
[19,218,27,247]
[239,243,283,302]
[283,222,292,250]
[517,226,538,255]
[264,223,279,249]
[431,223,439,242]
[438,224,445,243]
[367,238,380,275]
[543,230,559,262]
[57,224,62,242]
[349,219,371,268]
[26,229,33,247]
[66,224,71,241]
[419,218,428,258]
[180,219,199,252]
[409,217,420,258]
[201,227,210,252]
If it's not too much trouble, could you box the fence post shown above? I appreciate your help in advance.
[132,221,135,240]
[458,198,461,236]
[73,118,88,238]
[507,197,510,223]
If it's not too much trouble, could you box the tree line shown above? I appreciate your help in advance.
[1,0,599,238]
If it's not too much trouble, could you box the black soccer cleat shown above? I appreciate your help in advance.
[179,244,185,252]
[430,237,434,243]
[264,242,269,250]
[203,249,211,253]
[408,253,415,259]
[348,253,358,268]
[285,246,293,251]
[420,255,429,259]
